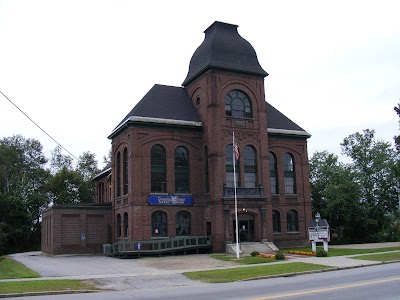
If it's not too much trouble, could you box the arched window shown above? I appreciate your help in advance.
[175,146,189,193]
[151,145,166,193]
[116,152,121,197]
[204,146,209,193]
[116,213,121,238]
[284,153,296,194]
[176,211,191,236]
[272,210,281,233]
[287,210,299,232]
[244,146,257,188]
[225,90,252,118]
[225,144,239,188]
[123,147,128,195]
[269,152,278,194]
[152,211,167,237]
[123,212,128,238]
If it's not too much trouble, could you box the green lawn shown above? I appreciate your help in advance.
[0,256,39,279]
[184,262,331,283]
[210,254,276,264]
[352,251,400,262]
[282,246,400,257]
[0,280,97,294]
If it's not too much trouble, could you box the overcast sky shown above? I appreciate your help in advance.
[1,0,399,168]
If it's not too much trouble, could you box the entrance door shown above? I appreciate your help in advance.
[233,214,255,242]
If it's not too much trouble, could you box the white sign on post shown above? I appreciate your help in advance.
[308,225,330,252]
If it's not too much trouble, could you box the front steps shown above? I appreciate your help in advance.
[225,241,279,255]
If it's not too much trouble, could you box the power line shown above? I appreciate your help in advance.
[0,89,79,160]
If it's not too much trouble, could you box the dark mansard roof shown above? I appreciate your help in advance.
[183,21,268,86]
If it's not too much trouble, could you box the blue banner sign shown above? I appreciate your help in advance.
[148,195,193,205]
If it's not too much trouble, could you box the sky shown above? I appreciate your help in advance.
[1,0,399,169]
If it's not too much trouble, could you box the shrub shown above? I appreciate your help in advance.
[250,251,260,257]
[274,251,285,260]
[316,249,328,257]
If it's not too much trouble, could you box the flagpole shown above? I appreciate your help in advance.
[233,131,240,259]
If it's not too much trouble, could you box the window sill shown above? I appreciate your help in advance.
[287,231,300,235]
[273,232,282,235]
[151,236,169,240]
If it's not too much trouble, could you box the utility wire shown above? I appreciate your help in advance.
[0,89,79,160]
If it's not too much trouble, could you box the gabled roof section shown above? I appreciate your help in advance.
[109,84,201,138]
[183,21,268,86]
[266,102,311,138]
[92,162,111,181]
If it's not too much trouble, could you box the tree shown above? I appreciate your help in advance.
[47,148,99,205]
[50,145,73,174]
[394,102,400,152]
[309,151,364,242]
[310,129,399,243]
[103,148,112,166]
[0,135,49,254]
[341,130,398,218]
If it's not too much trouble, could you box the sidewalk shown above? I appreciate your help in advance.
[2,242,400,293]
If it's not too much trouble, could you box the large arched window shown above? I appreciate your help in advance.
[269,152,278,194]
[116,213,121,238]
[151,145,166,193]
[272,210,281,233]
[152,211,167,237]
[284,153,296,194]
[287,210,299,232]
[225,144,239,188]
[116,151,121,197]
[123,147,128,195]
[176,211,191,236]
[175,146,189,193]
[244,146,257,188]
[123,212,128,238]
[225,90,252,118]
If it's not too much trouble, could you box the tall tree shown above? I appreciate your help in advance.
[47,148,99,205]
[309,151,363,242]
[341,129,398,240]
[394,102,400,151]
[0,135,49,254]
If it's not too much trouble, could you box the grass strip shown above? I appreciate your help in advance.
[0,280,98,294]
[184,262,331,283]
[0,256,40,279]
[352,251,400,262]
[210,254,276,264]
[282,247,400,257]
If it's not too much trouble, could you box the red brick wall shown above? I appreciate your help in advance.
[41,204,112,255]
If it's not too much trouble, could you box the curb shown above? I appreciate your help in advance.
[0,290,100,298]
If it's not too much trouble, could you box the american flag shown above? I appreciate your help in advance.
[233,135,239,160]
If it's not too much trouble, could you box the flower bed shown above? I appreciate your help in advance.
[287,250,316,256]
[258,253,276,259]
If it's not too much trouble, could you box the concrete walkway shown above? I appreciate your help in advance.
[2,242,400,294]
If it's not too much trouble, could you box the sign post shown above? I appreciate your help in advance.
[308,212,330,252]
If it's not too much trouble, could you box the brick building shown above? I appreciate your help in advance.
[42,21,312,255]
[101,21,312,252]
